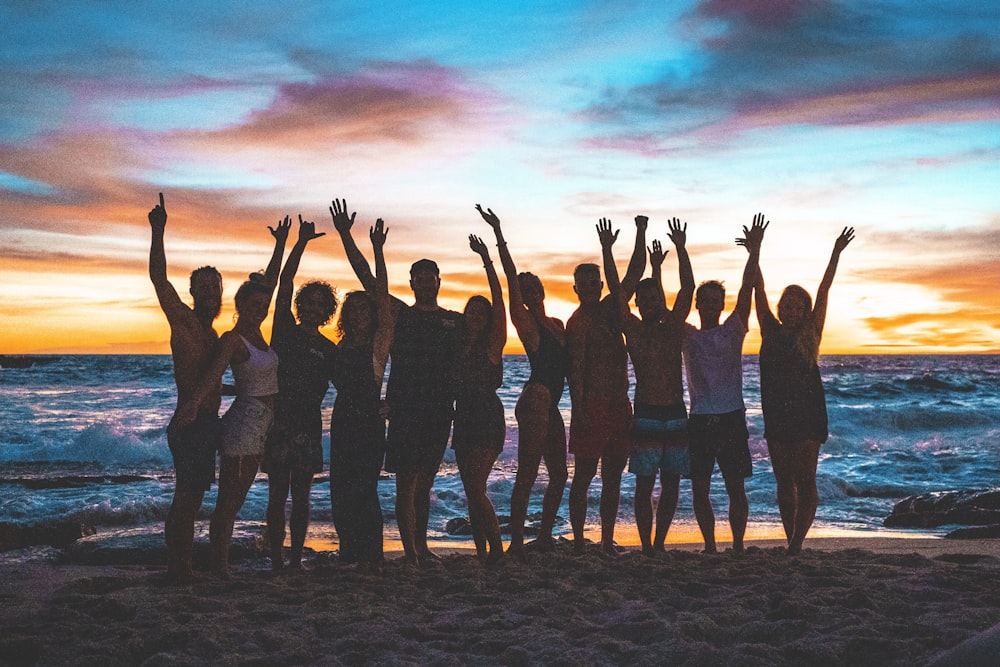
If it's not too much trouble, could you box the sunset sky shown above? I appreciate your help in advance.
[2,1,998,354]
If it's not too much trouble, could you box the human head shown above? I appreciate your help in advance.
[189,266,222,320]
[464,295,493,337]
[233,273,271,325]
[518,272,545,308]
[634,277,665,321]
[294,281,338,328]
[409,258,441,305]
[337,291,376,341]
[572,263,603,305]
[777,284,812,328]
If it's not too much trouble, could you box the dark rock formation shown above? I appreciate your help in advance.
[884,489,1000,530]
[0,521,97,551]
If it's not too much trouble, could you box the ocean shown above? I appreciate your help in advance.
[1,354,998,556]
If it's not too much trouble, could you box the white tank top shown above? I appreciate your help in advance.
[232,334,279,396]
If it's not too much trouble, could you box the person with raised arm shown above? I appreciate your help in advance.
[330,218,395,572]
[752,226,854,555]
[608,218,694,555]
[476,205,568,562]
[262,216,338,573]
[567,215,646,555]
[681,214,766,554]
[148,192,224,584]
[452,233,507,565]
[177,215,290,578]
[331,199,460,566]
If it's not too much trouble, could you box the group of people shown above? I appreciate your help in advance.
[149,191,853,582]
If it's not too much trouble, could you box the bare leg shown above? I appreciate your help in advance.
[723,474,748,553]
[413,470,439,561]
[459,447,503,563]
[288,468,315,567]
[599,455,626,554]
[767,439,796,543]
[210,455,262,578]
[787,440,821,555]
[633,475,656,555]
[394,471,418,563]
[653,473,680,550]
[165,487,205,581]
[691,477,716,554]
[266,469,291,572]
[537,403,568,550]
[508,386,547,559]
[569,457,598,554]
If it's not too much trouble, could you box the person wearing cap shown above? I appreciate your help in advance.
[331,199,461,566]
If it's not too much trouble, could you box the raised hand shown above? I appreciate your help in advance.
[469,234,490,261]
[834,226,855,253]
[648,239,667,269]
[666,217,687,249]
[634,215,649,231]
[148,192,167,229]
[597,217,619,248]
[475,204,502,231]
[737,212,768,249]
[269,215,292,242]
[296,214,325,244]
[369,218,388,250]
[330,198,356,234]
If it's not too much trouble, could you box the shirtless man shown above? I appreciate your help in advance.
[682,214,766,554]
[149,192,223,583]
[606,219,694,555]
[332,198,460,565]
[566,215,646,555]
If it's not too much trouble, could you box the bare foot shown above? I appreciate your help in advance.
[506,544,528,564]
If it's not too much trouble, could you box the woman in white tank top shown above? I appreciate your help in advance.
[177,220,288,578]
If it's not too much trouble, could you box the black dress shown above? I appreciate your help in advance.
[329,343,386,563]
[759,319,829,444]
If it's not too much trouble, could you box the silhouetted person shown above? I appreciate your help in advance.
[452,232,507,565]
[752,226,854,555]
[608,219,694,555]
[682,214,766,554]
[477,205,568,562]
[148,192,223,583]
[567,216,646,555]
[178,217,289,578]
[333,199,459,566]
[330,218,395,572]
[262,217,337,572]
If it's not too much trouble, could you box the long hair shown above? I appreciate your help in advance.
[336,290,376,340]
[778,284,820,363]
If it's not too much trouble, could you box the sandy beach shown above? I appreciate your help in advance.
[1,534,998,666]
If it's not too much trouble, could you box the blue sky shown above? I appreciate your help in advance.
[1,0,998,353]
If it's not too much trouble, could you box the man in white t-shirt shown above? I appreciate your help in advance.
[682,214,767,554]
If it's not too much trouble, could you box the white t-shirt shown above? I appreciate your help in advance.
[682,314,747,415]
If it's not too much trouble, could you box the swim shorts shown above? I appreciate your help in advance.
[569,398,632,462]
[167,411,220,492]
[688,409,752,480]
[220,396,274,458]
[629,403,690,477]
[384,403,453,475]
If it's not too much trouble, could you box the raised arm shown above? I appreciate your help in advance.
[148,192,187,320]
[598,218,629,323]
[274,215,325,331]
[262,215,291,292]
[476,204,539,350]
[667,218,694,322]
[370,218,394,386]
[734,212,767,328]
[812,226,854,337]
[648,239,668,308]
[470,234,507,363]
[620,215,648,300]
[331,198,376,292]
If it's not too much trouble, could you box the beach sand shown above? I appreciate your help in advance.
[1,534,998,666]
